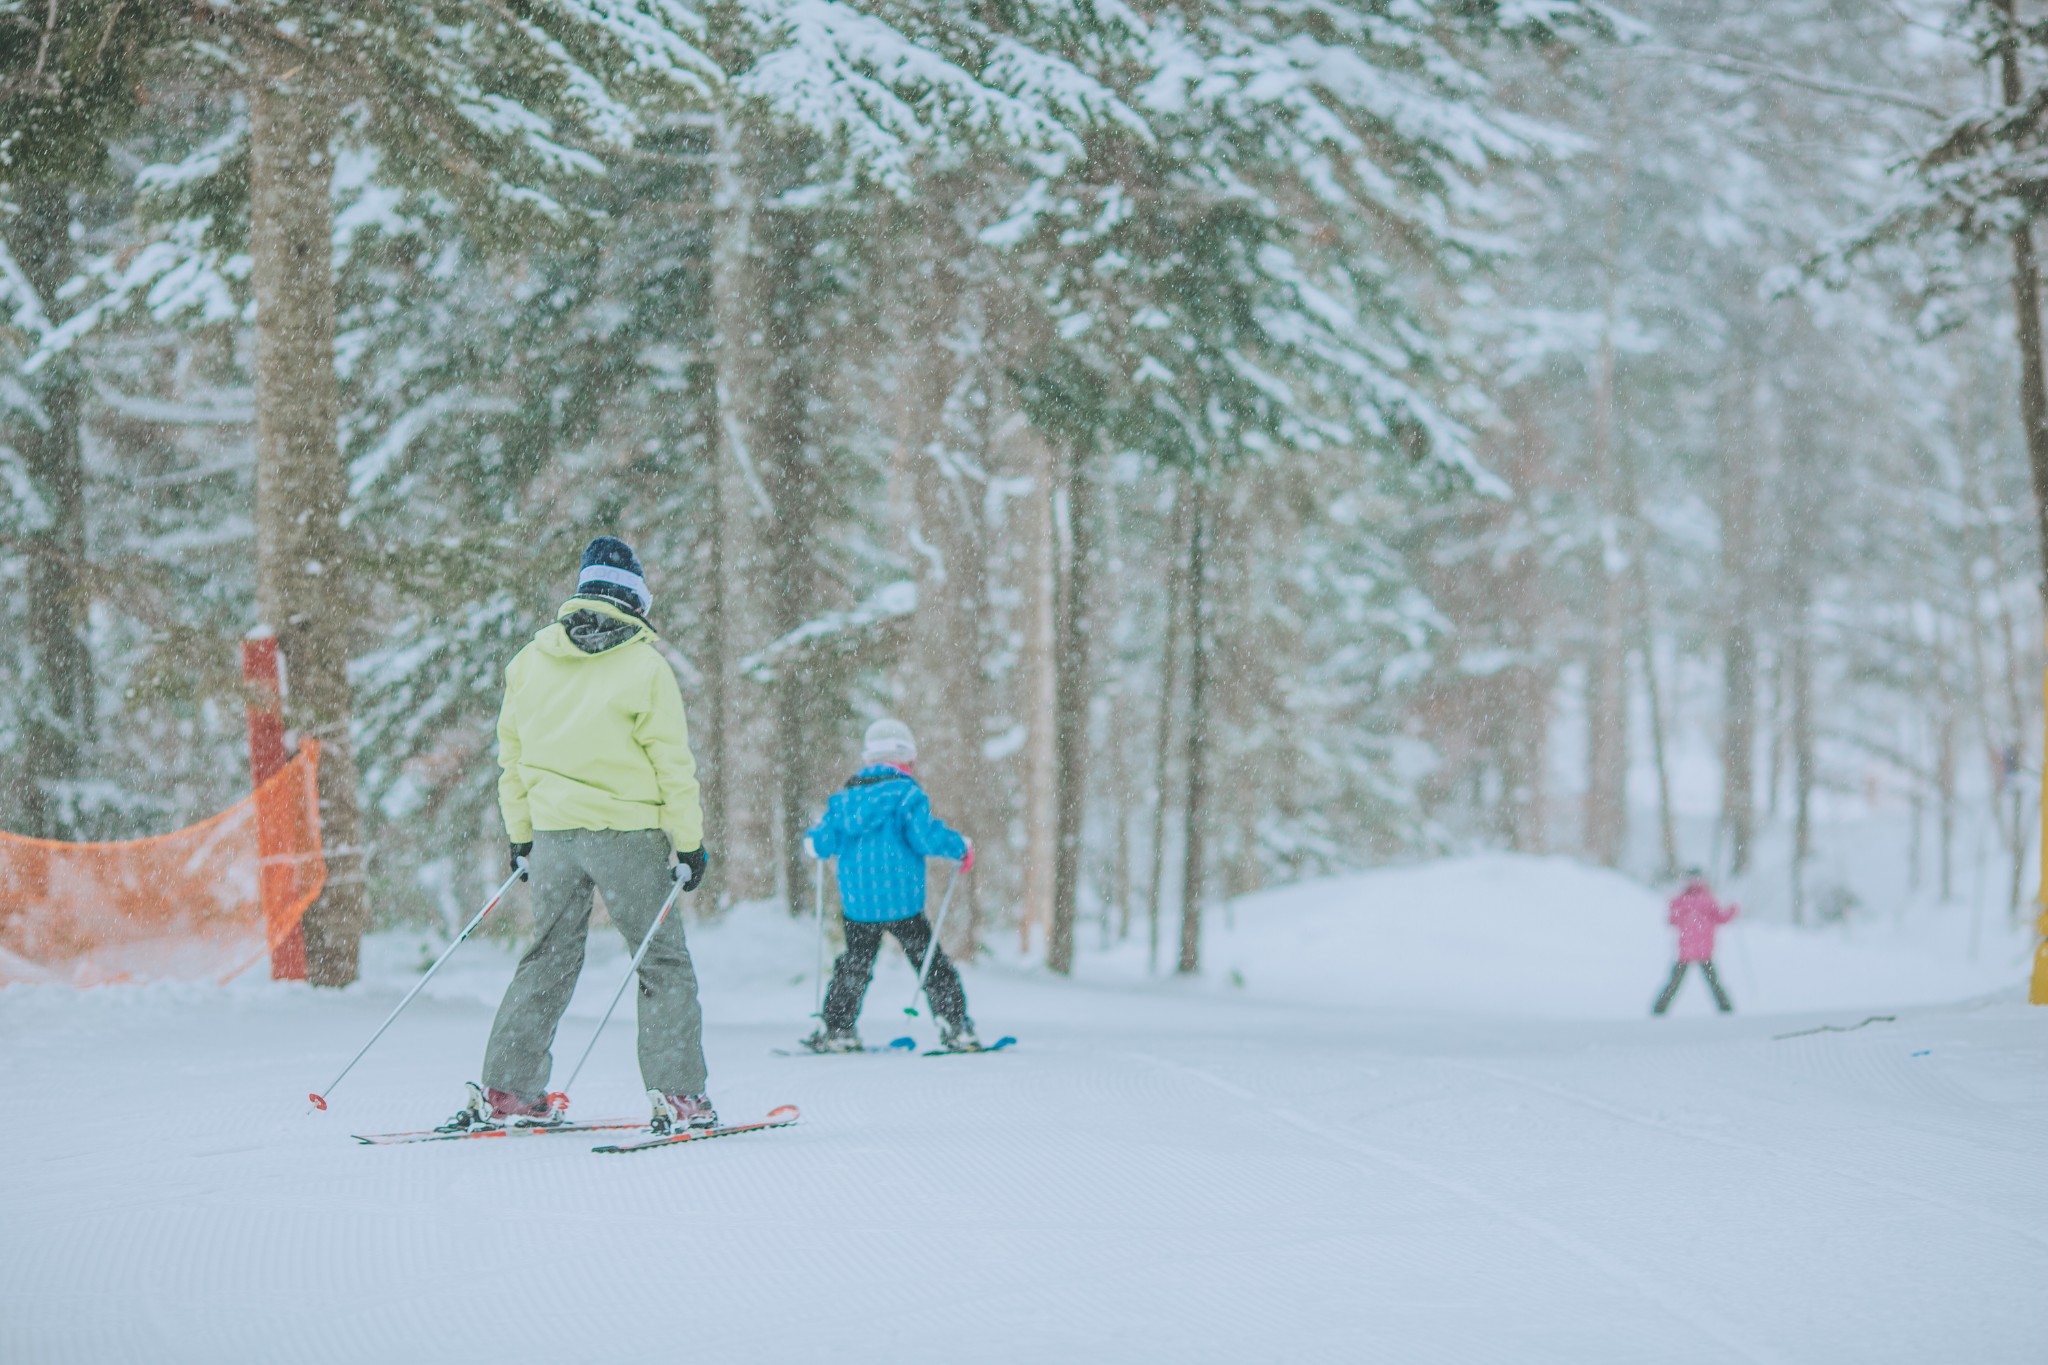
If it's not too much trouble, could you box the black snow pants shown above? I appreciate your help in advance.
[822,914,968,1031]
[1652,959,1733,1015]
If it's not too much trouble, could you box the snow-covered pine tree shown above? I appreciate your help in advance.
[0,1,176,837]
[10,0,2023,969]
[26,0,721,980]
[965,0,1615,966]
[1842,0,2048,592]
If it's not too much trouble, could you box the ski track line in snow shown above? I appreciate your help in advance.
[1124,1051,1793,1365]
[1763,1020,2005,1117]
[1448,1061,2048,1253]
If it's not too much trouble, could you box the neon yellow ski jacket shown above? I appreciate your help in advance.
[496,598,704,852]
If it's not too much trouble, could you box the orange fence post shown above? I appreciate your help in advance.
[244,633,306,981]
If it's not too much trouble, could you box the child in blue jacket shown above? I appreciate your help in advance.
[801,719,981,1053]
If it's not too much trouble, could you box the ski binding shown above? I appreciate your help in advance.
[593,1105,801,1154]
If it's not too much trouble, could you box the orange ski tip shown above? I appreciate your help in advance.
[767,1104,800,1121]
[308,1093,328,1111]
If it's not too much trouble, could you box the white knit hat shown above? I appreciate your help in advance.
[862,718,917,764]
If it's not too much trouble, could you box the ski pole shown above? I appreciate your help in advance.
[904,860,965,1017]
[812,855,829,1018]
[308,863,527,1111]
[556,876,689,1108]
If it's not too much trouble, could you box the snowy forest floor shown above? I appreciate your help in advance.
[6,855,2044,1363]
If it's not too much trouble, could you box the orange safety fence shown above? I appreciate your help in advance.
[0,742,326,987]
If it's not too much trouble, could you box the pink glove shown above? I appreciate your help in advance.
[961,840,976,874]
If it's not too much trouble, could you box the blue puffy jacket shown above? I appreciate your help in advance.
[807,766,968,923]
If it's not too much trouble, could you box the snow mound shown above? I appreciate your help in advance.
[1078,853,2031,1019]
[258,854,2034,1028]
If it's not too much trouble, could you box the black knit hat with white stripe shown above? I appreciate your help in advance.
[576,536,651,616]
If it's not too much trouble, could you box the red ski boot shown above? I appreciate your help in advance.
[649,1091,718,1135]
[435,1082,561,1133]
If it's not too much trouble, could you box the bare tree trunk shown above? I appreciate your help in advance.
[8,179,93,839]
[757,210,826,914]
[707,119,782,904]
[1938,696,1957,902]
[1775,325,1827,927]
[1212,483,1261,907]
[706,124,835,912]
[248,66,365,986]
[1109,688,1132,942]
[1954,346,2039,922]
[1583,343,1627,864]
[1993,0,2048,951]
[1583,88,1629,869]
[2008,778,2033,921]
[1728,626,1761,875]
[1765,646,1786,822]
[1996,7,2048,599]
[1789,595,1815,924]
[1955,464,2016,908]
[1047,438,1094,974]
[1634,611,1679,878]
[1909,785,1924,894]
[1501,658,1549,853]
[903,472,1000,958]
[1720,628,1758,874]
[1717,361,1759,875]
[664,122,735,907]
[1018,419,1058,954]
[1178,482,1211,976]
[692,345,731,905]
[892,193,1003,957]
[1147,477,1188,972]
[1494,405,1552,855]
[1628,588,1675,880]
[1585,566,1629,864]
[1613,364,1674,877]
[1103,476,1133,942]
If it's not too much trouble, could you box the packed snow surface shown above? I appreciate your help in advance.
[6,854,2043,1363]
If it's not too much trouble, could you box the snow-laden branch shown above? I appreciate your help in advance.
[1626,44,1949,119]
[739,580,917,681]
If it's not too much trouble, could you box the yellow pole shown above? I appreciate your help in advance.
[2034,909,2048,1004]
[2035,650,2048,1004]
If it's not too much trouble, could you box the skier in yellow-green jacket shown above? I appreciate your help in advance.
[439,536,715,1137]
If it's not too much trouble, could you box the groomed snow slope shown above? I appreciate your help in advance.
[6,854,2044,1364]
[1066,854,2034,1017]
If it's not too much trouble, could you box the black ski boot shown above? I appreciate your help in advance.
[936,1017,983,1053]
[799,1027,864,1054]
[434,1082,491,1134]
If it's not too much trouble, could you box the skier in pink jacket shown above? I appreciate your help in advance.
[1652,871,1738,1015]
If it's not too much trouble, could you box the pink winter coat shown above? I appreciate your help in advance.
[1669,883,1737,963]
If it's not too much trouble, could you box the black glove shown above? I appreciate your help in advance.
[510,842,533,881]
[673,846,708,893]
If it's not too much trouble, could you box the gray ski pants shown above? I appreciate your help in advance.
[481,828,707,1101]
